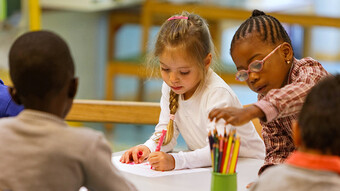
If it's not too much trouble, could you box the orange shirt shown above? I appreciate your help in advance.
[286,151,340,174]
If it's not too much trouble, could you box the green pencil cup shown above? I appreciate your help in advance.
[211,172,237,191]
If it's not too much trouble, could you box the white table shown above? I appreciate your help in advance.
[113,152,264,191]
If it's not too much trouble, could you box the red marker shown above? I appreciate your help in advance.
[151,129,167,170]
[137,151,143,158]
[156,129,167,152]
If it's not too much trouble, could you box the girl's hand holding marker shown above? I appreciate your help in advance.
[148,130,175,171]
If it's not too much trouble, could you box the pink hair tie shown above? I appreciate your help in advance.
[169,114,175,121]
[167,16,188,21]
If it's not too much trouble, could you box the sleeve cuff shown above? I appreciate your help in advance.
[143,139,157,153]
[254,100,278,122]
[170,152,185,170]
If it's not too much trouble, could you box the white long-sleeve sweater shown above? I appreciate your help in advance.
[144,69,265,170]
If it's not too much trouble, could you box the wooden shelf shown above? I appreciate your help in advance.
[40,0,142,12]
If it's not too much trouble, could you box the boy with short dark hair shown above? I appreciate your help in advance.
[250,74,340,191]
[0,31,136,191]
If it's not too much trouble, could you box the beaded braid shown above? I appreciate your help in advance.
[153,90,179,145]
[161,90,179,145]
[230,9,292,53]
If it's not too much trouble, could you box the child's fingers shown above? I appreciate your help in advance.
[215,112,231,123]
[149,159,159,166]
[148,152,160,163]
[120,150,131,163]
[132,151,139,163]
[119,153,124,162]
[246,182,254,188]
[119,151,126,162]
[148,152,157,160]
[149,159,160,170]
[208,109,221,120]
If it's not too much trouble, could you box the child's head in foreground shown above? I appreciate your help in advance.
[149,12,215,144]
[230,9,294,95]
[8,30,77,118]
[294,74,340,156]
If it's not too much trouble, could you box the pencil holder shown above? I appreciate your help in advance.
[211,172,237,191]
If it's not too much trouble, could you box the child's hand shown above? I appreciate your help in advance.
[209,105,264,126]
[120,145,151,164]
[148,152,175,171]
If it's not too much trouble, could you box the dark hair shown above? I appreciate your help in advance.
[298,74,340,156]
[9,30,74,99]
[230,9,292,53]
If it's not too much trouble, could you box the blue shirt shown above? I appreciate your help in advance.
[0,79,24,117]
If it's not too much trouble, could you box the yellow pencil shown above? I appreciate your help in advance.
[228,136,240,174]
[222,128,235,174]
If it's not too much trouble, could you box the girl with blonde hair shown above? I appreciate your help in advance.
[120,12,265,171]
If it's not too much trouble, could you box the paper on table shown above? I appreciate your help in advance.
[112,156,210,177]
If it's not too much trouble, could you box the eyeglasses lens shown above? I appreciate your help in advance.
[249,61,263,72]
[235,71,248,81]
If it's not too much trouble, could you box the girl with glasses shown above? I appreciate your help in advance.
[209,9,330,175]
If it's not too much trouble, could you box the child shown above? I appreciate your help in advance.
[208,9,330,175]
[0,31,136,191]
[250,75,340,191]
[0,79,23,117]
[120,12,265,171]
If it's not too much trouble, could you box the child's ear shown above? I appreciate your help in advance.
[281,42,293,62]
[68,77,78,99]
[204,53,212,70]
[292,120,302,147]
[8,86,22,105]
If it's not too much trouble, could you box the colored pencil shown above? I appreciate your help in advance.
[208,126,240,174]
[226,134,235,173]
[229,136,240,174]
[208,131,214,169]
[214,142,219,172]
[217,135,224,172]
[222,130,233,174]
[220,135,228,173]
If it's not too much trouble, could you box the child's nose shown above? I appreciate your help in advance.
[248,72,260,84]
[169,72,179,83]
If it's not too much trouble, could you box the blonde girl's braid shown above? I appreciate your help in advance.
[152,90,179,145]
[162,90,179,145]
